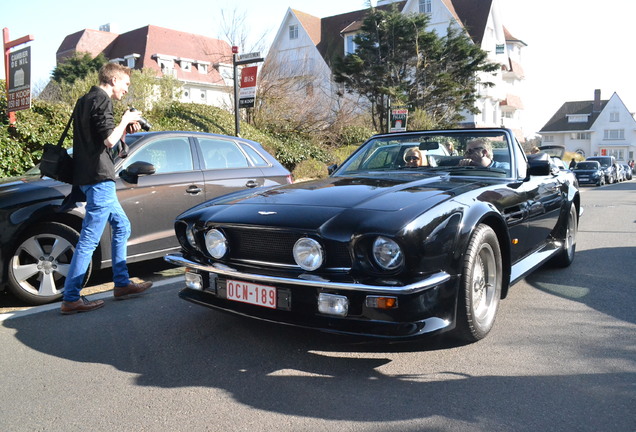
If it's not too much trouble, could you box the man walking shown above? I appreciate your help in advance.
[60,63,152,315]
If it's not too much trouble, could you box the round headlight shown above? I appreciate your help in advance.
[293,237,323,271]
[205,229,228,259]
[372,236,404,270]
[186,227,197,248]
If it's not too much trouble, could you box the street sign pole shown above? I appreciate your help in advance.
[232,49,264,137]
[3,28,34,125]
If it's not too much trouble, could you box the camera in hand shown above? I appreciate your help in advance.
[129,107,152,131]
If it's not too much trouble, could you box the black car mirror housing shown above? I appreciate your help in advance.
[526,153,551,177]
[120,161,156,184]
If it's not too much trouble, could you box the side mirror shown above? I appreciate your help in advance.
[526,153,551,177]
[327,164,338,175]
[120,161,156,184]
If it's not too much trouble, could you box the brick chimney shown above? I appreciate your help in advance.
[593,89,601,112]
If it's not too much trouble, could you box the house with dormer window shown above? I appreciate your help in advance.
[539,90,636,162]
[262,0,527,137]
[56,25,234,108]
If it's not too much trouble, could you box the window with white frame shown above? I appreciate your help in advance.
[572,132,591,140]
[198,63,209,74]
[419,0,432,13]
[156,55,176,76]
[181,60,191,72]
[567,114,588,123]
[610,111,619,122]
[604,129,625,140]
[345,34,357,55]
[124,54,140,69]
[543,135,554,142]
[289,24,298,40]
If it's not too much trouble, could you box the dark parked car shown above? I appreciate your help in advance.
[586,156,617,184]
[0,131,292,305]
[165,128,580,343]
[572,161,605,186]
[622,164,633,180]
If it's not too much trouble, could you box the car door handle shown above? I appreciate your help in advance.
[245,180,259,188]
[186,185,202,195]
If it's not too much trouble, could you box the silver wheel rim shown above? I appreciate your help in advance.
[10,233,74,297]
[471,243,497,323]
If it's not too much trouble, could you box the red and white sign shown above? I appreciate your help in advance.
[239,66,258,108]
[226,279,277,309]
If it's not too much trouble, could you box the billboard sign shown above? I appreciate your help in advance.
[389,107,408,133]
[7,46,31,112]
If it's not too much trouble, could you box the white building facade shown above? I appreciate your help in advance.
[539,90,636,162]
[263,0,527,138]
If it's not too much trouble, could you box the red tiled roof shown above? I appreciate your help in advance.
[292,9,322,46]
[56,29,118,61]
[57,25,232,85]
[500,94,524,109]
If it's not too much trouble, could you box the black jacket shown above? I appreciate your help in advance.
[72,86,116,185]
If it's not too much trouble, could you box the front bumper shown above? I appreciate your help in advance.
[575,175,602,185]
[165,253,458,339]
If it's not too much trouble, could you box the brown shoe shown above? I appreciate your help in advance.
[60,296,105,315]
[113,280,153,300]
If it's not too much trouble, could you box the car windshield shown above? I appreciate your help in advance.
[588,158,610,167]
[575,162,599,170]
[335,130,512,177]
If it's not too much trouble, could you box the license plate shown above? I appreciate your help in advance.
[226,279,277,309]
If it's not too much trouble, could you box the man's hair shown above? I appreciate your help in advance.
[467,137,493,158]
[98,63,132,85]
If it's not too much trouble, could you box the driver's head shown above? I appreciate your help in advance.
[404,147,425,167]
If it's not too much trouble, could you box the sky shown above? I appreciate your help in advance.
[2,0,635,137]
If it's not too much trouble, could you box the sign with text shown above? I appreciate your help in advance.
[7,46,31,112]
[389,107,408,133]
[239,66,258,109]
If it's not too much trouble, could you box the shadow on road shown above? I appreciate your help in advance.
[3,280,634,431]
[526,246,636,325]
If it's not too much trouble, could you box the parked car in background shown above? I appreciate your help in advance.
[622,164,633,180]
[0,131,292,305]
[166,128,580,343]
[586,156,617,184]
[572,161,605,186]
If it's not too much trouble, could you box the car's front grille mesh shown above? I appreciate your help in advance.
[223,227,351,269]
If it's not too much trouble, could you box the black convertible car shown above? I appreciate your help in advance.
[165,128,581,342]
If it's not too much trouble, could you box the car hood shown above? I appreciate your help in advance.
[0,174,70,208]
[183,174,491,231]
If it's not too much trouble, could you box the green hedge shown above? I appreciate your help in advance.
[1,72,382,179]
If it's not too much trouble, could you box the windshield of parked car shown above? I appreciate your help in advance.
[575,162,600,170]
[587,158,611,167]
[335,131,512,178]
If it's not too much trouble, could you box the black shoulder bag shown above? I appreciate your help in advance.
[40,111,74,184]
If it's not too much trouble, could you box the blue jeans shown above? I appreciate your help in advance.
[63,180,131,302]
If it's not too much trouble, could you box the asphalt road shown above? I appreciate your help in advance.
[1,181,634,432]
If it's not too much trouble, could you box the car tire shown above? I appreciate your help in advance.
[7,222,91,305]
[454,224,502,342]
[550,204,578,268]
[597,177,605,187]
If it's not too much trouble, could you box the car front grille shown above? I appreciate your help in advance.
[223,227,351,269]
